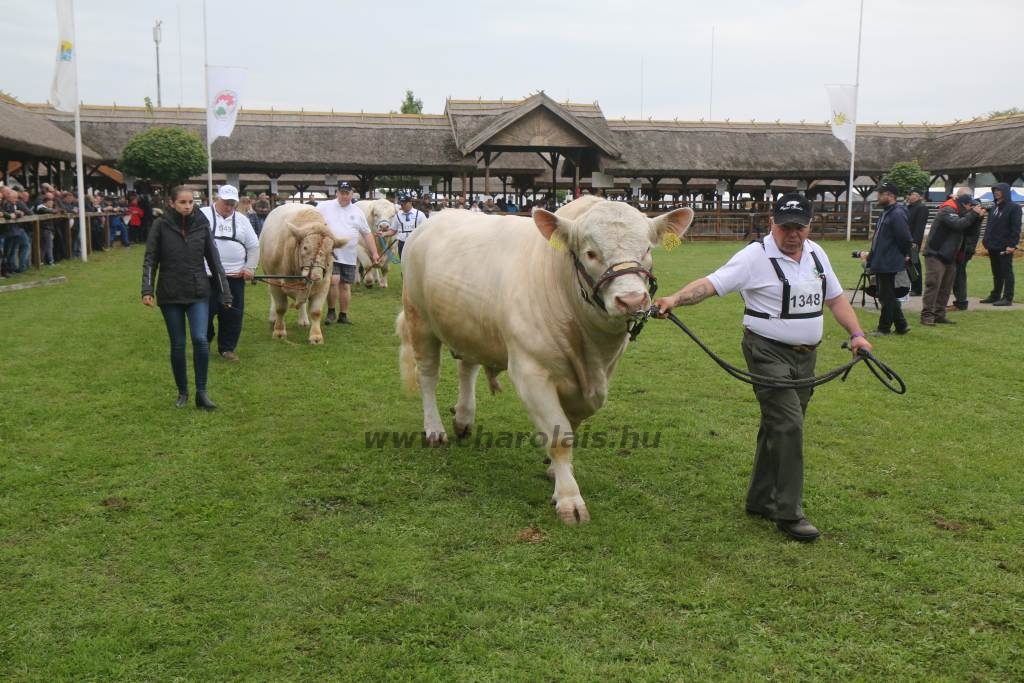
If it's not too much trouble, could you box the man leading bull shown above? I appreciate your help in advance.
[656,193,871,542]
[201,184,260,363]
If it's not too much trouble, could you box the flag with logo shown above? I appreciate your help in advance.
[826,85,857,154]
[206,66,247,144]
[50,0,78,112]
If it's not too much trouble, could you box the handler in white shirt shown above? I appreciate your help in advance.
[655,193,871,543]
[379,193,427,259]
[201,184,259,362]
[316,181,380,325]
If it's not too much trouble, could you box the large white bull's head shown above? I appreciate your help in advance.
[533,200,693,319]
[288,223,341,282]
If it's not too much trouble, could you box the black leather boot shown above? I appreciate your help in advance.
[175,392,189,408]
[195,391,217,410]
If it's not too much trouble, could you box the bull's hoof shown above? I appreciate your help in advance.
[272,330,287,340]
[453,420,473,439]
[308,336,324,345]
[553,496,590,525]
[298,321,311,328]
[424,431,448,447]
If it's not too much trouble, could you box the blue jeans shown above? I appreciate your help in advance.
[4,229,30,272]
[160,300,211,393]
[109,217,130,246]
[208,277,245,353]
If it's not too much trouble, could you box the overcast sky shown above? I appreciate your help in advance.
[2,0,1020,124]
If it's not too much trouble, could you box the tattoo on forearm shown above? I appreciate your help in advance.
[677,282,711,306]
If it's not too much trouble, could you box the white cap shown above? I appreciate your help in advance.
[217,185,239,202]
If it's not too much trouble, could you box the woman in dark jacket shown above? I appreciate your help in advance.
[142,187,233,409]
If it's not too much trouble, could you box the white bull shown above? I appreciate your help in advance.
[396,196,693,524]
[259,203,343,345]
[356,198,398,288]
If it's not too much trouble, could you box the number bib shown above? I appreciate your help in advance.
[743,245,827,320]
[784,277,824,318]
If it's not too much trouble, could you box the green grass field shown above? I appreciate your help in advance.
[2,240,1022,681]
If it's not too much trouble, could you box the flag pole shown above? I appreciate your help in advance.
[203,0,213,206]
[68,0,87,262]
[845,0,864,241]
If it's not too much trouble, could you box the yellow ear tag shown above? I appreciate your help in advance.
[548,234,567,252]
[662,232,682,251]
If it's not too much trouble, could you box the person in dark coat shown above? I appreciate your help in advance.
[980,182,1021,306]
[141,187,233,409]
[951,197,984,310]
[905,187,928,295]
[921,195,985,325]
[863,182,912,335]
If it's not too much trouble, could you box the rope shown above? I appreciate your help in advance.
[659,310,906,394]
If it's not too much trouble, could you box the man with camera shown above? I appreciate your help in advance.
[951,195,984,311]
[858,182,912,336]
[920,194,985,325]
[980,182,1021,306]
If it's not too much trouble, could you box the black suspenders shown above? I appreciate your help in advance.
[743,241,827,320]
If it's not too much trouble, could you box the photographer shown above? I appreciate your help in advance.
[860,182,912,336]
[951,197,984,310]
[921,194,985,325]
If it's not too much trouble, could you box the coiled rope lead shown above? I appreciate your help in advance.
[659,309,906,394]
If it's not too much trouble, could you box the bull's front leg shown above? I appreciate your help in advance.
[452,360,479,438]
[508,360,589,524]
[307,287,327,345]
[269,288,288,340]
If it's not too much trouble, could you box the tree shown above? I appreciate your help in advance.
[119,127,207,187]
[400,90,423,114]
[882,161,930,195]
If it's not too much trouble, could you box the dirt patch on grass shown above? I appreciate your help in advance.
[516,525,546,543]
[932,516,966,532]
[100,496,130,510]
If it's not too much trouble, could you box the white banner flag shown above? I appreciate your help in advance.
[50,0,78,112]
[206,66,246,144]
[826,85,857,154]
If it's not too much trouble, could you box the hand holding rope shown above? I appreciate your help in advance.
[641,306,905,394]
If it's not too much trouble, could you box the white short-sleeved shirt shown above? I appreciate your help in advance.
[200,206,260,275]
[316,200,370,266]
[706,237,843,345]
[390,208,426,242]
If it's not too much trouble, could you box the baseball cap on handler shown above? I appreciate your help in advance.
[907,187,923,195]
[876,181,899,196]
[772,192,813,226]
[337,181,353,192]
[217,184,239,202]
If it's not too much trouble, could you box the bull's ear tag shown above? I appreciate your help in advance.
[662,233,682,251]
[548,235,567,252]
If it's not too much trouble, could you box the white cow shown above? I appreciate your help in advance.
[356,198,398,288]
[396,196,693,524]
[259,203,343,345]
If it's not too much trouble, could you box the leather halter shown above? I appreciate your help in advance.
[301,234,332,281]
[571,252,658,313]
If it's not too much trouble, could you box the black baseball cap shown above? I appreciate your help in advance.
[877,181,899,196]
[398,193,413,203]
[772,193,813,226]
[907,187,923,195]
[337,181,353,192]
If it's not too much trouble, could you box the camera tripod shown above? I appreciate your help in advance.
[850,266,879,309]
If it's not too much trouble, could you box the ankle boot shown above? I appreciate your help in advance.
[175,391,189,408]
[195,391,217,410]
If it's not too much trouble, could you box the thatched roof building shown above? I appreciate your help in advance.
[14,92,1024,195]
[0,98,100,163]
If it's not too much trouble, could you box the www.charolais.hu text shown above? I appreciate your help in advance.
[365,425,662,449]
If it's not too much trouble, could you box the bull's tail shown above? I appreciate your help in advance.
[396,310,419,393]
